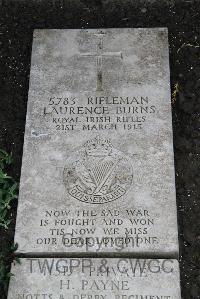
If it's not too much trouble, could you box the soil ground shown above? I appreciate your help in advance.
[0,1,200,298]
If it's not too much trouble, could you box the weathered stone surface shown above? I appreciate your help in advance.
[15,28,178,255]
[8,258,181,299]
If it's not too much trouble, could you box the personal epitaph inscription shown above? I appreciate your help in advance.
[7,258,182,299]
[14,28,179,256]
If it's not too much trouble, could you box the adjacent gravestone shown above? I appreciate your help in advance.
[7,258,182,299]
[15,28,179,256]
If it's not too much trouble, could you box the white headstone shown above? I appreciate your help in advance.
[7,258,182,299]
[15,28,179,256]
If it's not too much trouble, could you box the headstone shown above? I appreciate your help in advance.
[15,28,179,256]
[8,258,182,299]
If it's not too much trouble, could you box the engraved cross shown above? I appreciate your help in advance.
[81,33,123,91]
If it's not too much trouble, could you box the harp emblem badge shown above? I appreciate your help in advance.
[63,137,133,204]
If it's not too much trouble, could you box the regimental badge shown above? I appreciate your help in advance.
[63,136,133,204]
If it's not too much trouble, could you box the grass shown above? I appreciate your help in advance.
[0,243,20,295]
[0,149,19,298]
[0,150,18,230]
[172,82,180,104]
[177,42,200,53]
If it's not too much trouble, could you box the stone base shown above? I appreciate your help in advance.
[8,258,181,299]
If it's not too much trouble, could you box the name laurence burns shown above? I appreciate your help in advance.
[43,96,156,116]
